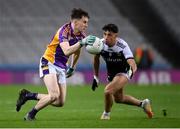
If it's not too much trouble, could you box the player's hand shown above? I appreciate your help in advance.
[92,75,99,91]
[80,35,96,46]
[66,67,75,78]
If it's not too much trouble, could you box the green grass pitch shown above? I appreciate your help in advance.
[0,84,180,128]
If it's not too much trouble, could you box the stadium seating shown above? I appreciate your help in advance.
[0,0,171,69]
[148,0,180,45]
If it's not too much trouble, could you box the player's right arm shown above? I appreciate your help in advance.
[92,54,100,91]
[66,49,81,78]
[93,54,100,77]
[60,41,82,56]
[60,35,96,56]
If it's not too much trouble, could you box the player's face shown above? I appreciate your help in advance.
[103,31,117,47]
[74,16,89,33]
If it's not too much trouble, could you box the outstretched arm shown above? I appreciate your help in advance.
[92,54,100,91]
[127,58,137,78]
[93,54,100,77]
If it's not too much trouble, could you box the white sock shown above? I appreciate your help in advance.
[103,111,110,116]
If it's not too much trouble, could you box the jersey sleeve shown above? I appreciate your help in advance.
[122,40,134,59]
[58,28,69,43]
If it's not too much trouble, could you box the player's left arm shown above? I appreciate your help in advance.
[127,58,137,75]
[71,48,81,69]
[122,40,137,78]
[66,49,81,78]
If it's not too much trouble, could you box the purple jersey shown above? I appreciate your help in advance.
[43,22,85,69]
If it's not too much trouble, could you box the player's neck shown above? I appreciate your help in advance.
[107,42,116,47]
[71,22,80,35]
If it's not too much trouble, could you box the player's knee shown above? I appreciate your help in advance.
[49,94,59,102]
[57,102,65,107]
[55,99,65,107]
[49,95,56,102]
[53,99,65,107]
[104,87,113,96]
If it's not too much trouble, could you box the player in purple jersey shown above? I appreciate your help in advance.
[92,24,153,119]
[15,8,96,121]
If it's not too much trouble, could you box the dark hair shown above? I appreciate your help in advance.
[102,23,118,33]
[71,8,89,19]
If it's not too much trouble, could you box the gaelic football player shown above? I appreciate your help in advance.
[92,24,154,120]
[16,8,96,120]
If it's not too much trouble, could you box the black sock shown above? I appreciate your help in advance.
[28,108,38,118]
[139,101,143,107]
[25,93,38,100]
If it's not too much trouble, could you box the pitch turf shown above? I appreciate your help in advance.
[0,84,180,128]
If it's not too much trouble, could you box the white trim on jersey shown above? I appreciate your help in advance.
[101,38,134,59]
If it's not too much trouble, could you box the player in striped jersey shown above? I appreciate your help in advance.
[91,24,153,120]
[16,8,96,120]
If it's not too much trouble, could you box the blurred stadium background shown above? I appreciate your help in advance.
[0,0,180,85]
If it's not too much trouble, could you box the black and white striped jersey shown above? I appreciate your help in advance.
[100,38,134,77]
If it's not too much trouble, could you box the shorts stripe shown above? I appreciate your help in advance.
[43,69,49,75]
[39,57,66,85]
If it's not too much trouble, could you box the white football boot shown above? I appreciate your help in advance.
[100,112,110,120]
[141,99,154,118]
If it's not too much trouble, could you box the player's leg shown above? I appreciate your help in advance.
[16,88,59,112]
[105,75,129,110]
[50,68,67,107]
[101,75,128,120]
[114,90,153,118]
[113,76,153,118]
[24,73,61,120]
[16,89,31,112]
[100,82,113,120]
[113,89,142,106]
[36,74,61,109]
[141,98,154,118]
[16,87,59,112]
[50,83,66,107]
[28,83,66,107]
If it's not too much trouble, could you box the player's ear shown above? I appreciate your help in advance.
[114,33,118,38]
[73,19,78,26]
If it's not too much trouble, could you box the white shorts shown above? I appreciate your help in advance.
[116,73,131,80]
[108,68,133,82]
[39,57,66,85]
